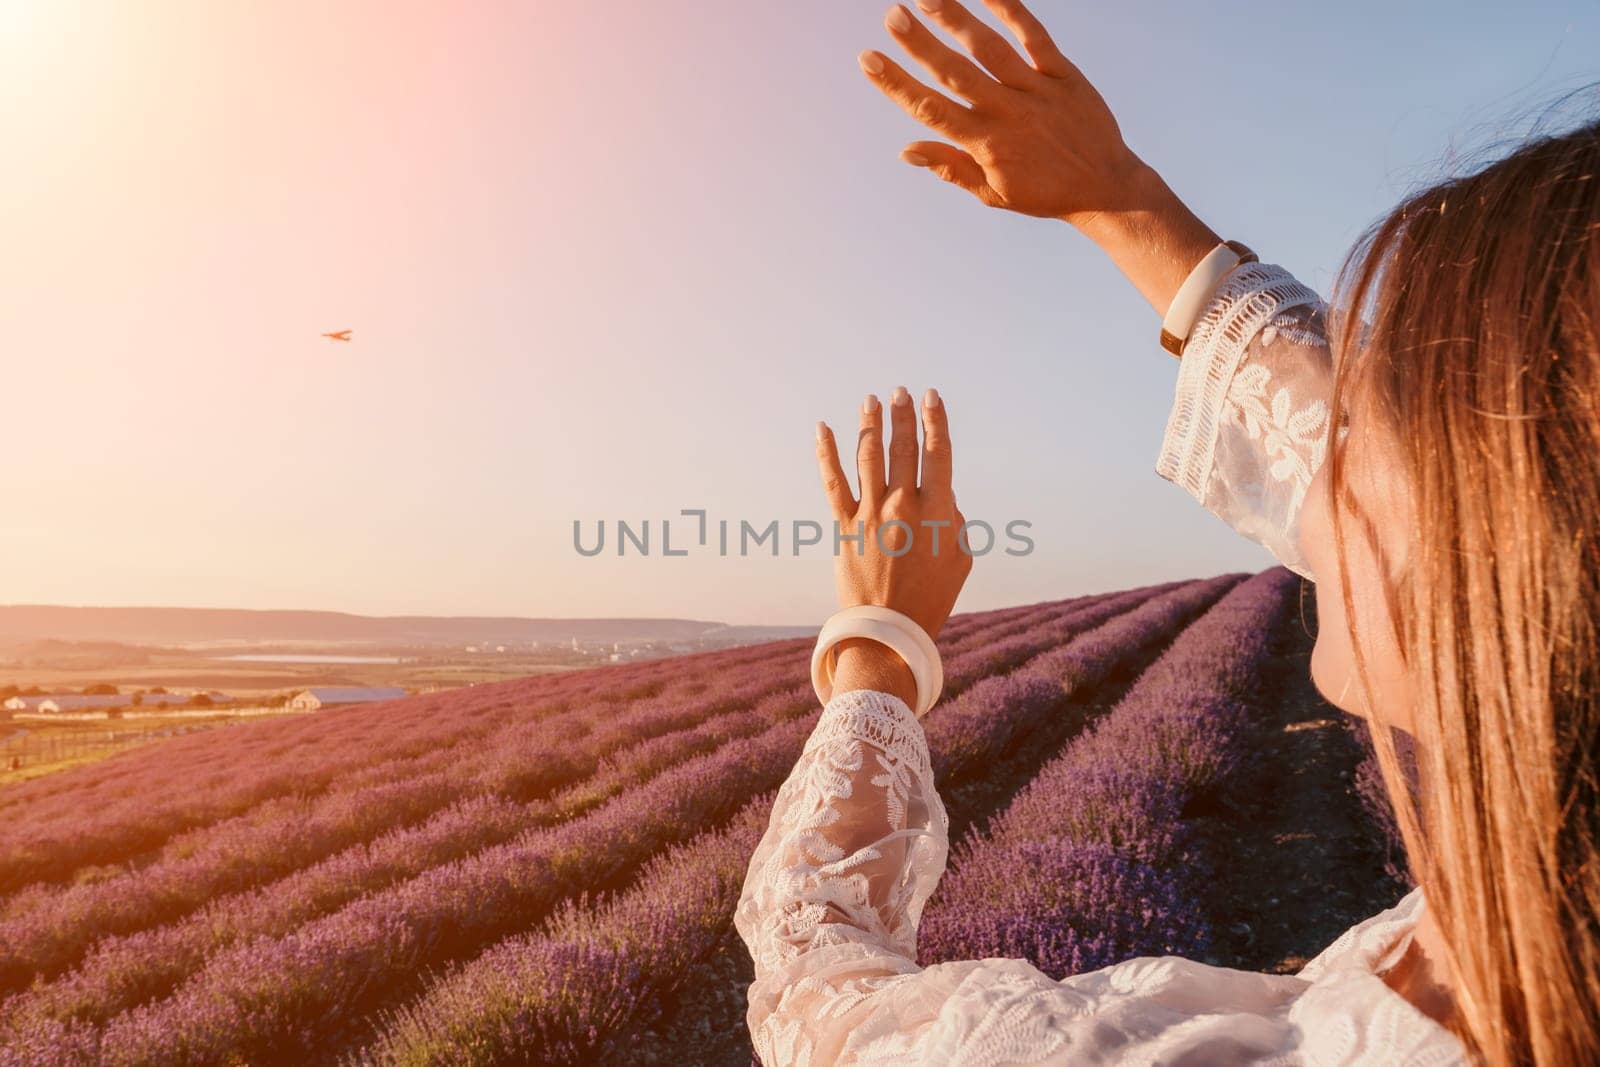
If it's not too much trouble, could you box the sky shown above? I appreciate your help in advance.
[1,0,1597,626]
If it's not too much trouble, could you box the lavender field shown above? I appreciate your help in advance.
[0,569,1408,1066]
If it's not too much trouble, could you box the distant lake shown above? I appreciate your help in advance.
[217,654,404,664]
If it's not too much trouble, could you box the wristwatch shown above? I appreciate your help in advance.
[1159,240,1258,357]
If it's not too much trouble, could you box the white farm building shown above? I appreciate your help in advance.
[287,686,407,711]
[2,692,234,713]
[3,694,128,713]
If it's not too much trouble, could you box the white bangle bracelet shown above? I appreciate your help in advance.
[811,605,944,719]
[1159,240,1257,356]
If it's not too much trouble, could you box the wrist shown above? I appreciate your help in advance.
[830,637,918,711]
[1065,158,1223,323]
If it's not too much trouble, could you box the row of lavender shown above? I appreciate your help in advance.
[0,598,1126,1030]
[0,663,815,988]
[0,598,1113,1062]
[345,574,1248,1065]
[0,638,796,892]
[0,682,818,1037]
[0,638,798,828]
[0,588,1136,993]
[0,588,1182,1062]
[0,589,1063,838]
[916,567,1298,977]
[1345,718,1418,891]
[0,593,1089,898]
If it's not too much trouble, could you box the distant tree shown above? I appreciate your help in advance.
[131,692,143,706]
[83,683,119,695]
[188,693,213,707]
[18,685,44,696]
[149,686,168,695]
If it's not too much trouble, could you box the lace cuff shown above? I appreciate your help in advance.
[1156,261,1323,499]
[1154,260,1343,582]
[802,687,933,794]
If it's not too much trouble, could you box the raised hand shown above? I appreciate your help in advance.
[816,386,972,643]
[858,0,1223,317]
[858,0,1146,224]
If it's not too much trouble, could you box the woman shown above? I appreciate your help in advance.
[734,1,1599,1063]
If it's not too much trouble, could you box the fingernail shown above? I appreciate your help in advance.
[885,5,911,32]
[924,387,941,408]
[892,385,910,407]
[863,393,879,414]
[816,420,828,442]
[901,150,930,167]
[916,0,943,11]
[858,50,884,75]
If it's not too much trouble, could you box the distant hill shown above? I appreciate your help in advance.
[0,605,800,650]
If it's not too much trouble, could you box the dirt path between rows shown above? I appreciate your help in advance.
[1185,584,1409,974]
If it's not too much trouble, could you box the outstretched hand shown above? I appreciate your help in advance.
[857,0,1143,229]
[816,386,972,645]
[859,0,1227,324]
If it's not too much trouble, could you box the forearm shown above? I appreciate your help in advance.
[1067,157,1223,334]
[735,685,944,1065]
[831,636,918,709]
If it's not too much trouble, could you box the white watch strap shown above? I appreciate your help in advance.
[811,605,944,719]
[1161,242,1244,350]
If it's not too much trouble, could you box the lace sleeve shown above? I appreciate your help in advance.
[1155,260,1351,582]
[733,687,948,1064]
[733,689,1311,1065]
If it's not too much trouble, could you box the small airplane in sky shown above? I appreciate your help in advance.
[321,329,352,342]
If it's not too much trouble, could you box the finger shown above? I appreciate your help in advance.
[882,2,1006,106]
[859,48,979,142]
[857,393,886,507]
[886,385,919,492]
[910,0,1040,89]
[978,0,1080,80]
[815,421,857,519]
[919,387,953,500]
[900,141,1003,205]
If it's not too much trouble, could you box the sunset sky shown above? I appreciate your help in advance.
[3,0,1597,625]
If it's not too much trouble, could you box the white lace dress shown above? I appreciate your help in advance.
[733,262,1471,1065]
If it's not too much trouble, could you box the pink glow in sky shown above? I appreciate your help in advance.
[3,0,1595,623]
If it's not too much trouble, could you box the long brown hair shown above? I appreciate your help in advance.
[1323,102,1600,1065]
